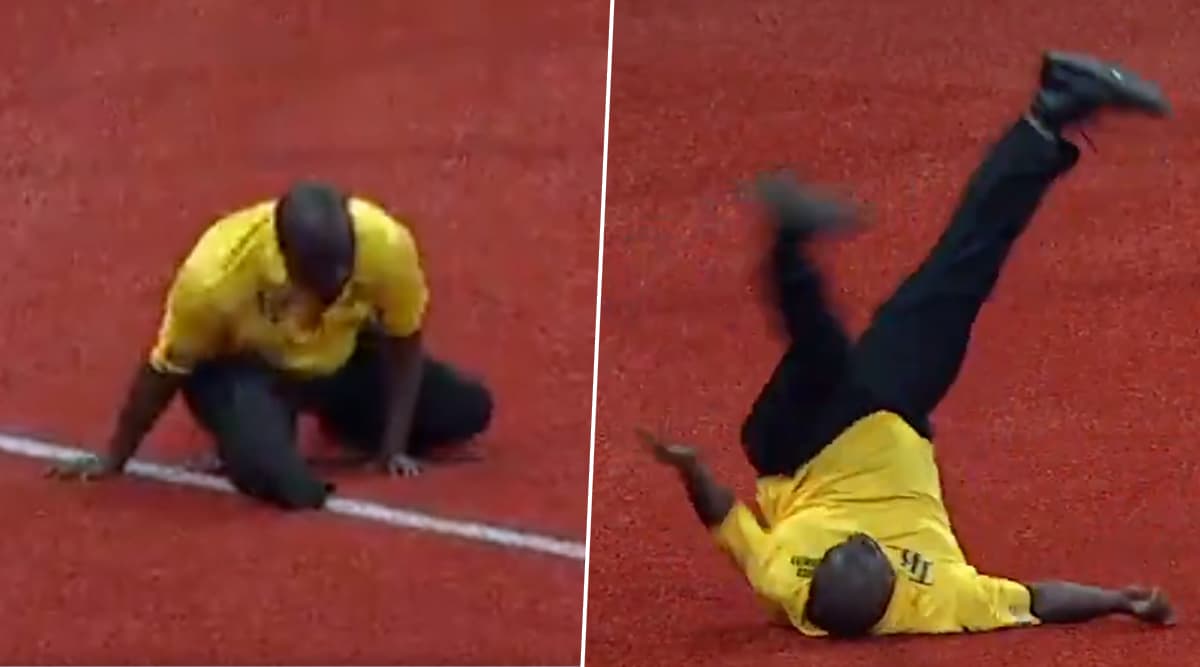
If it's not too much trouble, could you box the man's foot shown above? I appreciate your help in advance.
[750,171,860,242]
[1030,51,1172,133]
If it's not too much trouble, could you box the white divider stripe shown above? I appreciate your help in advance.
[0,432,586,562]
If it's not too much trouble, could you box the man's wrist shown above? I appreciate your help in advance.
[1113,590,1136,615]
[102,432,139,473]
[98,453,125,474]
[378,438,409,461]
[676,457,704,482]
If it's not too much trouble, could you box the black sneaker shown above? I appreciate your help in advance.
[1031,51,1172,132]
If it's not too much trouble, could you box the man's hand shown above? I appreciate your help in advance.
[746,171,862,239]
[636,427,735,527]
[45,453,118,481]
[1123,587,1176,626]
[375,451,423,477]
[637,428,698,470]
[374,332,424,478]
[181,453,225,475]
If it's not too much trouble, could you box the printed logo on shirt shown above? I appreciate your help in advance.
[790,555,821,579]
[257,287,296,324]
[899,549,935,586]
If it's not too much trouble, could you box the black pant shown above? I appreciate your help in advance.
[741,119,1081,477]
[181,329,493,509]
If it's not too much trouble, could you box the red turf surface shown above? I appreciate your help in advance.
[0,1,604,664]
[591,1,1199,666]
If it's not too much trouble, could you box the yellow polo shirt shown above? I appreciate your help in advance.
[713,411,1039,636]
[149,197,427,377]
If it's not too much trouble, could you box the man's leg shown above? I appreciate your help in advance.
[846,52,1170,429]
[182,359,331,509]
[308,328,493,459]
[740,178,859,476]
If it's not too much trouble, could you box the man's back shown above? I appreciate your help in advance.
[715,412,1039,636]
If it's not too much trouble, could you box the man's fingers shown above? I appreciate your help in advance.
[635,428,676,463]
[1162,603,1178,626]
[1123,586,1153,600]
[1149,590,1176,625]
[634,428,702,469]
[379,455,423,477]
[45,465,80,480]
[396,462,422,477]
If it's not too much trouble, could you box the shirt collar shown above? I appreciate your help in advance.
[256,203,289,287]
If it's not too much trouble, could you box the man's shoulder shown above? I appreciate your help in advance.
[192,200,274,254]
[175,201,275,292]
[348,197,410,236]
[745,495,847,561]
[348,197,421,269]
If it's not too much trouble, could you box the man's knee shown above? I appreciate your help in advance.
[455,378,493,439]
[271,479,333,510]
[409,375,494,452]
[225,457,330,510]
[183,358,330,510]
[215,420,328,511]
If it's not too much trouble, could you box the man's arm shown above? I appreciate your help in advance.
[672,450,736,527]
[640,428,788,620]
[50,267,218,479]
[1028,582,1175,626]
[956,573,1175,633]
[358,208,431,475]
[46,363,183,479]
[100,363,184,473]
[101,278,219,473]
[376,331,425,474]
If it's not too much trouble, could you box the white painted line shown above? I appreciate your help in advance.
[580,1,614,664]
[0,432,586,562]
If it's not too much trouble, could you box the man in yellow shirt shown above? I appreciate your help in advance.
[49,181,492,509]
[642,51,1176,638]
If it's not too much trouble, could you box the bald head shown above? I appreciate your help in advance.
[275,180,355,304]
[805,534,896,638]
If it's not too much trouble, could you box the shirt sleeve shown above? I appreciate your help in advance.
[954,573,1042,632]
[712,503,800,627]
[148,270,224,375]
[359,216,429,338]
[712,503,773,583]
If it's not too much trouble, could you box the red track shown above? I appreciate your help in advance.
[0,2,604,664]
[591,1,1199,666]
